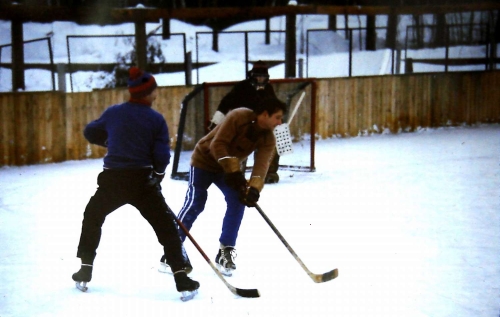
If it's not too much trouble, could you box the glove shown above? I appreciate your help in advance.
[148,171,165,188]
[224,171,247,192]
[241,187,260,207]
[219,157,247,192]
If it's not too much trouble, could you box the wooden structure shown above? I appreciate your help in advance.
[1,70,499,167]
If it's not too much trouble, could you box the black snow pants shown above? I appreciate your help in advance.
[76,168,185,272]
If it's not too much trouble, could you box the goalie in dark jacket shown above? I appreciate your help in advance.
[208,60,281,184]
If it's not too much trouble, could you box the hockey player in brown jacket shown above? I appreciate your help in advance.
[161,97,287,276]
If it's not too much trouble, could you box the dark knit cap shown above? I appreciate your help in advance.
[127,67,157,98]
[250,60,269,76]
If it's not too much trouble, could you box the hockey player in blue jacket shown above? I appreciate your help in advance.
[72,67,199,301]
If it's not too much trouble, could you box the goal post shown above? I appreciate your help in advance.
[170,78,317,180]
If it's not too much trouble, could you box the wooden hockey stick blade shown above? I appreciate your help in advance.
[254,203,338,284]
[172,214,260,298]
[310,268,339,283]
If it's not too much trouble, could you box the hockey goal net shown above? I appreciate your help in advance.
[170,78,316,180]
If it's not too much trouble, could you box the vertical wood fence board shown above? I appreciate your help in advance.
[485,72,500,121]
[86,91,101,159]
[347,79,356,136]
[467,74,477,124]
[337,79,348,136]
[411,76,420,130]
[342,79,351,136]
[330,80,340,137]
[341,79,350,136]
[0,94,15,165]
[334,79,343,136]
[66,93,85,161]
[370,77,380,134]
[365,77,375,134]
[64,93,76,161]
[457,74,467,124]
[389,76,398,133]
[422,75,432,128]
[52,93,66,163]
[321,80,333,139]
[317,80,331,138]
[41,93,50,163]
[431,74,441,127]
[0,95,6,165]
[13,95,28,165]
[400,75,410,131]
[358,78,368,135]
[28,94,39,164]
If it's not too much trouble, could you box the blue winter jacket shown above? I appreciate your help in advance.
[84,101,171,173]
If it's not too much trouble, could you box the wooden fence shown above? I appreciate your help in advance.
[1,70,499,167]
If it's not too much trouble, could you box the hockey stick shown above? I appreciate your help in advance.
[171,214,260,298]
[254,203,338,283]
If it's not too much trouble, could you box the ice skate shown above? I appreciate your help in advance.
[264,152,280,184]
[158,245,193,274]
[264,172,279,184]
[174,271,200,302]
[215,245,237,277]
[72,264,92,292]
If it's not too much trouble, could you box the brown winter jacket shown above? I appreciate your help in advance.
[191,108,276,192]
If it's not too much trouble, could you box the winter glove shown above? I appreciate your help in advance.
[148,170,165,188]
[224,171,247,193]
[240,187,260,207]
[219,156,247,193]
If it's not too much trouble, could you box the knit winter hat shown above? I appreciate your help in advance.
[250,60,269,77]
[127,67,157,98]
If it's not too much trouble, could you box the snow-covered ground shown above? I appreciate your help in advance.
[1,124,499,317]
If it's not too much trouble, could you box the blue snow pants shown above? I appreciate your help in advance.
[177,166,246,247]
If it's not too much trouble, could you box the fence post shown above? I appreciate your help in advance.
[57,63,66,92]
[285,13,296,78]
[396,49,401,75]
[405,58,414,73]
[265,18,271,45]
[185,51,192,86]
[298,58,304,78]
[348,30,352,77]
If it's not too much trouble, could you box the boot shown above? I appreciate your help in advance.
[158,244,193,274]
[72,265,93,283]
[72,252,95,292]
[265,153,280,184]
[174,270,200,301]
[215,244,237,276]
[174,271,200,292]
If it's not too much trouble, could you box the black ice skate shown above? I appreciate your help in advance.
[215,245,237,277]
[264,172,280,184]
[158,245,193,274]
[72,264,93,292]
[174,271,200,301]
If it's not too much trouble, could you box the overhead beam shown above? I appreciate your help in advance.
[112,4,500,22]
[0,3,499,24]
